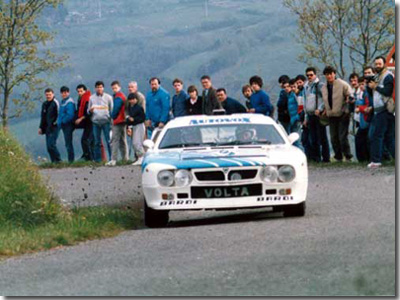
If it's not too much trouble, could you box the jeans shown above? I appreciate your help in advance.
[329,114,352,160]
[369,111,395,163]
[355,127,370,162]
[93,122,111,162]
[45,126,61,163]
[81,123,94,161]
[308,114,330,162]
[61,123,75,163]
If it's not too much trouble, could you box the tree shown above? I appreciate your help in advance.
[0,0,67,129]
[283,0,395,78]
[346,0,395,71]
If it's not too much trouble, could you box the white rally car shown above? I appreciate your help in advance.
[141,114,308,227]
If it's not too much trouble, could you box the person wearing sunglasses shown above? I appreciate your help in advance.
[303,67,330,163]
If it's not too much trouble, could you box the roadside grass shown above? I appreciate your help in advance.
[0,206,141,258]
[0,129,141,259]
[38,159,136,169]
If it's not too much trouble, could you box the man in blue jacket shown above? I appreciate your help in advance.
[172,78,188,118]
[145,77,171,138]
[216,88,247,115]
[58,86,75,163]
[248,75,272,116]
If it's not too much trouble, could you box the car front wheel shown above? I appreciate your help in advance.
[144,199,169,228]
[283,202,306,217]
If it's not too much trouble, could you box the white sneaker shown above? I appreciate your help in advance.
[367,162,382,169]
[131,157,143,166]
[106,160,116,166]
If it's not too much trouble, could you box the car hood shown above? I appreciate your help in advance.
[143,146,303,169]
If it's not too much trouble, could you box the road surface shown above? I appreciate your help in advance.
[0,166,395,296]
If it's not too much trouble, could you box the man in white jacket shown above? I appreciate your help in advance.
[88,81,113,162]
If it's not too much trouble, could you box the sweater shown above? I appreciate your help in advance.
[40,99,59,133]
[372,69,394,114]
[172,90,189,118]
[187,96,203,115]
[250,90,272,116]
[321,78,351,117]
[126,103,145,126]
[145,86,170,125]
[58,96,76,127]
[76,90,92,128]
[221,97,247,115]
[88,93,113,125]
[355,91,371,129]
[287,91,300,125]
[111,91,126,125]
[304,79,324,120]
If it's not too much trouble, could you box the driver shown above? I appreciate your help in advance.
[236,126,257,143]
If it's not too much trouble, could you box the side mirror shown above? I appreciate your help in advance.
[143,139,155,150]
[288,132,300,145]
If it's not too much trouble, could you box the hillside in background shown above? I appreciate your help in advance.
[11,0,305,160]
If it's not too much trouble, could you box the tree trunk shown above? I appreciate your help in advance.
[2,89,9,129]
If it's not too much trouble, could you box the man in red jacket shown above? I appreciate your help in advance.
[107,80,128,166]
[75,84,93,161]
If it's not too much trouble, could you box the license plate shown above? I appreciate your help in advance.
[191,184,262,199]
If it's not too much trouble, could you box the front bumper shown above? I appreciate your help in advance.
[143,180,308,210]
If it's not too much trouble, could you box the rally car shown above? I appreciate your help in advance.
[141,114,308,227]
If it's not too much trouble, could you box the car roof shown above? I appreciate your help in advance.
[165,114,276,129]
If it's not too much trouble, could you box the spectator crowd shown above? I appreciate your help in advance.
[39,56,395,168]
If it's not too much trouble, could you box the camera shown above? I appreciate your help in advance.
[364,74,379,83]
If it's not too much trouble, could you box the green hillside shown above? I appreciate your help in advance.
[11,0,305,160]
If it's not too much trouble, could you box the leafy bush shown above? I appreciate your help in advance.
[0,129,61,227]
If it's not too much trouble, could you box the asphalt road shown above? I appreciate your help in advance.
[0,166,395,296]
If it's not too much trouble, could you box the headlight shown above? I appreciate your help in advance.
[174,169,192,187]
[157,170,174,187]
[278,165,295,182]
[260,166,278,183]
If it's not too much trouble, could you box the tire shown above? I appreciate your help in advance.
[144,200,169,228]
[283,202,306,217]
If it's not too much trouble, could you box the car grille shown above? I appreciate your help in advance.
[228,170,258,180]
[195,171,225,181]
[194,169,258,182]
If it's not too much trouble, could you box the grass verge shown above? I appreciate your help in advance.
[0,206,141,259]
[0,129,141,259]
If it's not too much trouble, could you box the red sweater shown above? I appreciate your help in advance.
[78,90,91,118]
[113,91,126,125]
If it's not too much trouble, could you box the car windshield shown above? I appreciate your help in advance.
[158,124,285,149]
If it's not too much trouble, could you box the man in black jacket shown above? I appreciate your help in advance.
[216,88,247,115]
[38,88,61,163]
